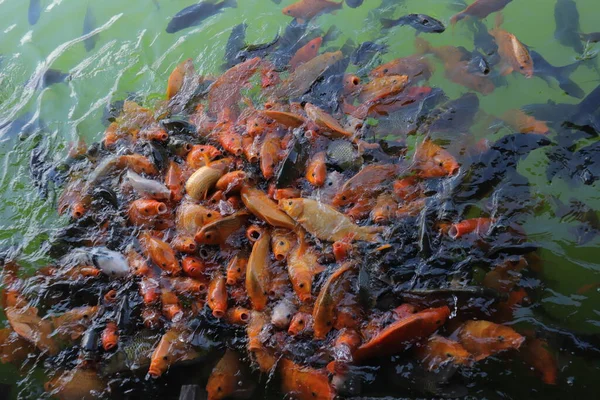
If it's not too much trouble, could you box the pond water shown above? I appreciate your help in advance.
[0,0,599,399]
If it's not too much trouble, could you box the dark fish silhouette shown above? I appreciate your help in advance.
[351,41,388,67]
[467,51,491,76]
[222,23,247,69]
[271,0,282,4]
[418,92,480,135]
[472,19,500,66]
[0,113,45,141]
[39,69,70,88]
[346,0,364,8]
[554,0,584,54]
[382,14,445,33]
[166,0,237,34]
[29,135,53,198]
[271,19,308,69]
[28,0,41,25]
[552,197,600,245]
[83,4,97,52]
[580,32,600,43]
[530,50,583,99]
[234,31,280,64]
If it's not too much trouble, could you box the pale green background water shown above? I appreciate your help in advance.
[0,0,599,398]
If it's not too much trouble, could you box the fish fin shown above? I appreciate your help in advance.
[559,79,585,99]
[495,13,504,29]
[312,264,326,274]
[414,37,431,55]
[380,18,398,29]
[450,13,465,26]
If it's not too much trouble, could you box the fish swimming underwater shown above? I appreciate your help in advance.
[381,14,446,33]
[166,0,237,34]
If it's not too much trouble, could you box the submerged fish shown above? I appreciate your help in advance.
[351,41,388,68]
[381,14,446,33]
[580,32,600,43]
[554,0,584,54]
[451,0,512,25]
[223,23,247,69]
[346,0,364,8]
[282,0,344,23]
[530,50,583,98]
[28,0,41,25]
[166,0,237,34]
[83,4,97,52]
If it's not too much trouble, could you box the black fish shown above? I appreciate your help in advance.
[351,41,388,67]
[418,92,480,135]
[381,14,445,33]
[166,0,237,34]
[234,31,280,64]
[37,68,70,89]
[300,56,350,113]
[566,141,600,185]
[530,50,583,99]
[553,197,600,245]
[554,0,584,54]
[467,51,491,76]
[346,0,364,8]
[28,0,41,25]
[83,4,97,52]
[472,20,500,65]
[580,32,600,43]
[0,112,45,141]
[222,23,247,69]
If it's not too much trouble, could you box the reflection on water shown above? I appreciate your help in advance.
[0,0,599,399]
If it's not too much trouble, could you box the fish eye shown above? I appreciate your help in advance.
[288,201,293,205]
[163,356,168,361]
[206,233,212,239]
[218,386,222,392]
[299,283,305,288]
[498,335,505,342]
[312,392,317,397]
[200,148,205,152]
[383,68,388,73]
[341,196,346,200]
[279,241,284,246]
[207,213,212,218]
[298,320,304,325]
[237,268,241,272]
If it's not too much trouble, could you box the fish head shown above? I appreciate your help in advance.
[206,372,233,400]
[272,235,293,261]
[278,198,304,219]
[288,312,311,336]
[488,324,526,352]
[291,270,313,302]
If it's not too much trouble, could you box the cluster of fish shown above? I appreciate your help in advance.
[5,0,600,399]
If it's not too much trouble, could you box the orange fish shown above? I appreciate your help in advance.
[225,307,251,325]
[208,57,261,117]
[306,151,327,186]
[241,186,296,230]
[207,275,228,318]
[139,277,161,305]
[279,358,335,400]
[0,328,35,364]
[332,164,399,207]
[246,231,272,311]
[305,103,352,138]
[501,109,549,134]
[148,329,198,378]
[415,38,495,95]
[161,289,183,321]
[392,176,421,203]
[101,321,119,351]
[370,193,397,223]
[282,0,343,23]
[186,145,222,169]
[167,58,195,99]
[448,217,494,239]
[342,74,362,98]
[413,139,460,178]
[262,110,306,128]
[139,233,181,275]
[226,253,248,285]
[520,337,558,385]
[242,134,260,163]
[451,0,512,25]
[260,130,282,179]
[194,211,249,245]
[5,306,58,355]
[165,161,185,202]
[290,37,323,70]
[353,306,451,363]
[181,256,206,280]
[288,312,314,336]
[261,61,281,89]
[370,55,434,82]
[458,320,525,361]
[489,14,533,78]
[206,349,254,400]
[313,263,357,339]
[416,335,472,371]
[271,229,296,261]
[288,231,325,302]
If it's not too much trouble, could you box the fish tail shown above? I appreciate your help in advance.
[380,18,398,29]
[495,12,504,29]
[223,0,237,8]
[449,13,465,26]
[414,37,431,55]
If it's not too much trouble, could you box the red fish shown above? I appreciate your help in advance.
[282,0,343,23]
[458,320,525,361]
[448,217,494,239]
[208,57,261,117]
[451,0,513,25]
[413,139,460,178]
[370,55,434,82]
[290,37,323,70]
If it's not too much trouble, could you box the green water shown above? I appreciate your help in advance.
[0,0,599,398]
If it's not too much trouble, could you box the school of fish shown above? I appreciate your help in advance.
[5,0,600,398]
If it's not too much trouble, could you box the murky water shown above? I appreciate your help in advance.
[0,0,599,399]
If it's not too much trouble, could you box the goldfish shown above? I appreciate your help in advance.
[186,158,231,200]
[207,275,228,318]
[288,312,314,336]
[451,0,512,25]
[162,290,182,320]
[489,14,534,78]
[246,231,271,310]
[216,170,247,193]
[102,322,119,351]
[306,151,327,186]
[416,335,472,371]
[448,217,494,239]
[280,198,382,242]
[166,58,195,99]
[247,311,277,372]
[273,51,344,98]
[187,145,222,169]
[290,37,323,70]
[195,210,249,245]
[288,231,325,302]
[271,228,296,261]
[415,38,495,95]
[371,193,397,223]
[279,358,335,400]
[354,306,451,363]
[260,130,282,179]
[50,306,99,342]
[225,307,251,325]
[226,253,248,285]
[271,299,297,330]
[148,329,199,378]
[165,161,185,202]
[0,328,35,364]
[139,232,181,275]
[45,367,106,400]
[520,337,558,385]
[313,263,357,339]
[5,306,58,355]
[332,164,400,207]
[282,0,343,23]
[262,110,306,128]
[458,320,525,361]
[304,103,352,138]
[241,186,296,229]
[208,57,261,117]
[206,349,254,400]
[413,139,460,178]
[176,202,220,235]
[370,55,434,82]
[501,109,549,134]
